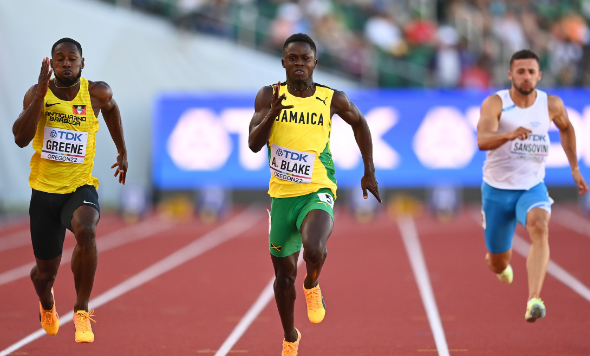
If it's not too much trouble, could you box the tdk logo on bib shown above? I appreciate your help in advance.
[270,143,315,183]
[50,130,85,141]
[283,150,308,162]
[41,126,88,164]
[529,134,546,142]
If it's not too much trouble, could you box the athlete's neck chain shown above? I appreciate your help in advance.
[287,82,314,91]
[52,78,80,89]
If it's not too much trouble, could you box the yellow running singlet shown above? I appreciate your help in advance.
[267,82,337,199]
[29,77,99,193]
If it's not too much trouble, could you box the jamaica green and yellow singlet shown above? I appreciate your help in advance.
[29,77,99,194]
[267,82,337,199]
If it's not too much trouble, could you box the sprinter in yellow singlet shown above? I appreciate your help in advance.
[12,38,128,344]
[248,34,381,355]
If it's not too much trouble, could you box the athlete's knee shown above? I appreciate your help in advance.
[486,252,509,273]
[32,265,58,284]
[527,216,549,244]
[274,271,296,290]
[303,246,326,265]
[72,221,97,248]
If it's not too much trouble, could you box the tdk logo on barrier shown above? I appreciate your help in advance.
[52,130,84,141]
[283,150,308,162]
[530,134,547,142]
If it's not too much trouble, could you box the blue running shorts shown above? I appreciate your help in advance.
[481,182,552,254]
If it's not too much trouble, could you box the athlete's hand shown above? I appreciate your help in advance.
[269,81,294,118]
[36,57,53,99]
[111,151,128,185]
[572,168,588,195]
[507,127,532,141]
[361,172,382,203]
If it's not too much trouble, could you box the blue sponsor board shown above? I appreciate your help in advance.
[153,89,590,189]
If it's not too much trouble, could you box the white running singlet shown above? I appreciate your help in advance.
[483,89,551,190]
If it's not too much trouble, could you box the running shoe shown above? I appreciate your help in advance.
[525,297,546,322]
[496,265,513,284]
[303,279,326,324]
[73,309,96,343]
[282,328,301,356]
[39,288,59,336]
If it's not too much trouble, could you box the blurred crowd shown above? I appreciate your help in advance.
[112,0,590,88]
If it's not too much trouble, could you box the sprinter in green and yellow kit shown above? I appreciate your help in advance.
[248,33,381,356]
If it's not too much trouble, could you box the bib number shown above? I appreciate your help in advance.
[41,127,88,164]
[269,144,315,183]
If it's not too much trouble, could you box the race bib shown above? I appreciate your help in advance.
[41,127,88,164]
[270,144,315,183]
[510,135,549,163]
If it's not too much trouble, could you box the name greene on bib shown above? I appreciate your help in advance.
[270,143,315,183]
[41,126,88,164]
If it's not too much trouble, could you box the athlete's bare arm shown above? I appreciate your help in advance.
[477,94,533,151]
[549,95,588,195]
[88,81,128,185]
[331,90,381,202]
[12,58,53,148]
[248,81,294,152]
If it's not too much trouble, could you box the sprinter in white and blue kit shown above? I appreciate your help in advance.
[477,50,588,322]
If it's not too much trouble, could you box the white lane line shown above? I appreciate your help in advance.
[0,229,29,253]
[215,253,304,356]
[468,210,590,303]
[0,207,263,356]
[396,215,450,356]
[552,209,590,239]
[0,217,174,286]
[512,234,590,303]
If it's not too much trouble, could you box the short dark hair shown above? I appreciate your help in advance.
[510,49,539,68]
[51,38,82,57]
[283,33,317,55]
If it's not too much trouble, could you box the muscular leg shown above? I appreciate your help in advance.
[525,208,550,299]
[70,206,99,312]
[271,252,299,343]
[300,210,333,289]
[486,249,512,274]
[30,255,62,310]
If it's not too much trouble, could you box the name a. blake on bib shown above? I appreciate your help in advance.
[276,110,325,126]
[269,144,316,183]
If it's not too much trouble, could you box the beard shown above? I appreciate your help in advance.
[514,81,535,95]
[56,69,82,86]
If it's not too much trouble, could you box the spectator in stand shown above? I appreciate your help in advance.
[269,3,310,47]
[435,25,461,87]
[461,56,493,89]
[364,12,407,56]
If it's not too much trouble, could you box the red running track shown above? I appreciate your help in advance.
[0,204,589,355]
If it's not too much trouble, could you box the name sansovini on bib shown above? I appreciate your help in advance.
[509,132,549,163]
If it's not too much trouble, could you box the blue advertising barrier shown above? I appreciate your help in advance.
[153,89,590,189]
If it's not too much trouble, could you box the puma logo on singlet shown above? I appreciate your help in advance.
[316,96,327,105]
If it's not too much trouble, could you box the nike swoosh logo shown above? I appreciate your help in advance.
[45,102,60,107]
[83,200,97,207]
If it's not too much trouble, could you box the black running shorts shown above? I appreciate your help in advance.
[29,185,100,260]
